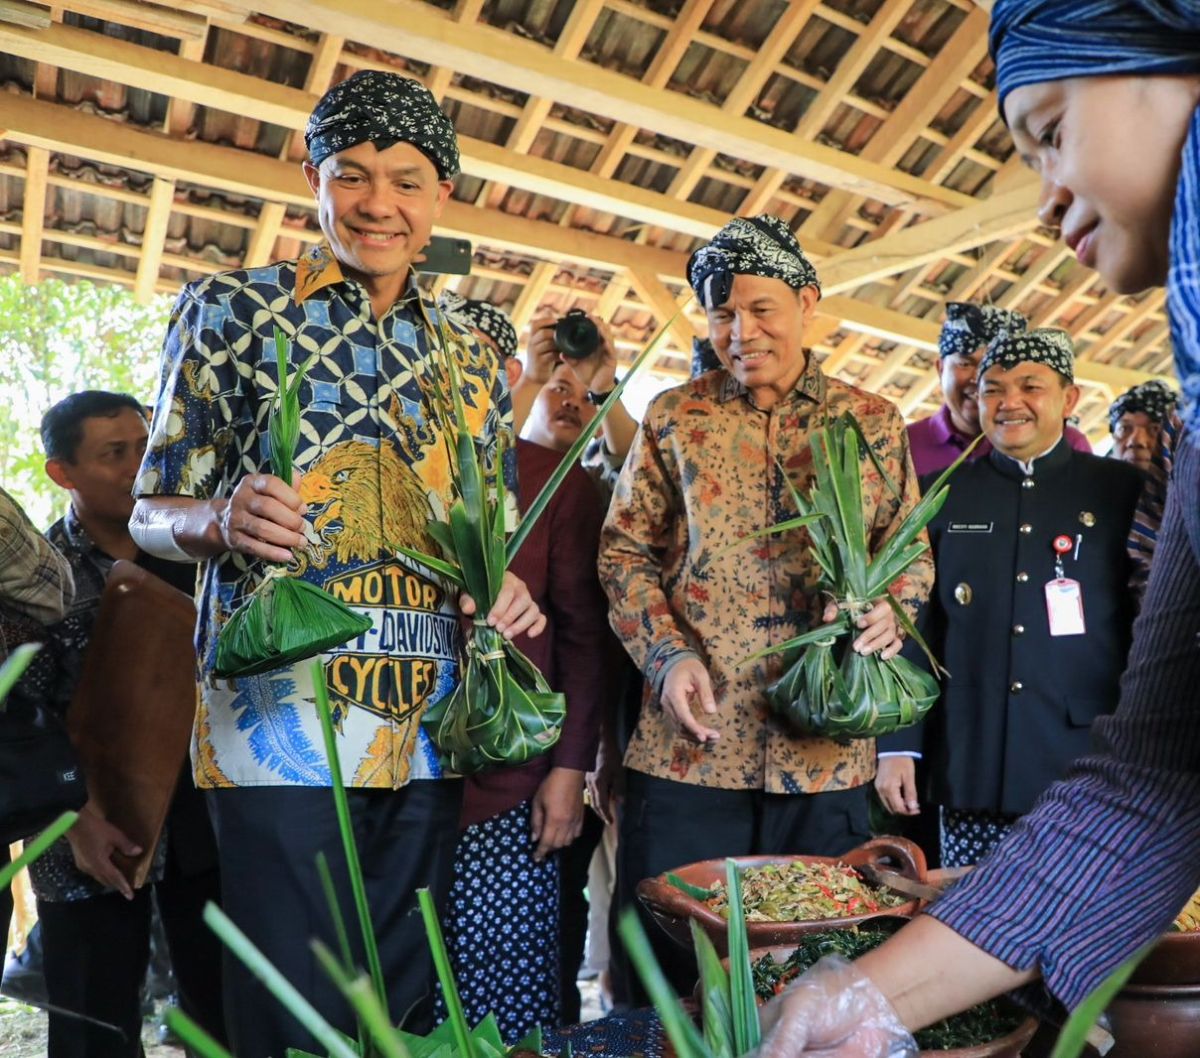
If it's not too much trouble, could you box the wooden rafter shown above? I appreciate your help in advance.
[18,145,48,284]
[134,177,174,304]
[243,0,975,210]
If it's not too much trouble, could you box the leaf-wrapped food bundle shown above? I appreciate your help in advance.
[214,327,372,679]
[398,303,674,773]
[214,572,372,679]
[725,413,976,741]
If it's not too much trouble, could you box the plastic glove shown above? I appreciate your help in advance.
[755,955,918,1058]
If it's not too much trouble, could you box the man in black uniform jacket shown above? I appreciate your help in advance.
[877,328,1144,867]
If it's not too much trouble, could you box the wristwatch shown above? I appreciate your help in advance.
[585,387,614,406]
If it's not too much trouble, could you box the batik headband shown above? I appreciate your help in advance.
[687,215,820,310]
[940,302,1029,359]
[306,71,461,180]
[978,327,1075,382]
[1108,379,1178,430]
[438,292,518,361]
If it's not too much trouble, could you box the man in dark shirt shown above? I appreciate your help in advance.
[25,391,223,1058]
[878,331,1143,867]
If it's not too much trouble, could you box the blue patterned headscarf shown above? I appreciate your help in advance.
[990,0,1200,439]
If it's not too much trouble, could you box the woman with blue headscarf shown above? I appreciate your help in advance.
[750,4,1200,1054]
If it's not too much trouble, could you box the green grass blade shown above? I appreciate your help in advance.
[724,859,760,1054]
[704,514,826,565]
[312,941,410,1058]
[0,642,39,708]
[667,872,715,900]
[884,594,944,677]
[315,852,356,977]
[315,851,368,1056]
[417,888,476,1058]
[618,908,711,1058]
[393,546,466,591]
[506,309,678,564]
[839,411,902,503]
[1050,942,1156,1058]
[313,661,388,1016]
[690,919,734,1058]
[163,1008,237,1058]
[202,902,362,1058]
[738,615,850,667]
[0,810,78,889]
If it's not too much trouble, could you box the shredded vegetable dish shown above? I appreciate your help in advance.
[752,926,1023,1051]
[1173,887,1200,932]
[705,861,907,922]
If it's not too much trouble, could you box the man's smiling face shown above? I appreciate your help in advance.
[303,139,451,285]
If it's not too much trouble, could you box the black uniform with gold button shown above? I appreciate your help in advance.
[880,438,1142,832]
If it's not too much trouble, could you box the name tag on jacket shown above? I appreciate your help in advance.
[947,521,994,534]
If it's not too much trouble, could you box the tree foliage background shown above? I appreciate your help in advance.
[0,276,172,526]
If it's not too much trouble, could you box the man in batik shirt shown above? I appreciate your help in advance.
[130,72,542,1058]
[598,215,933,995]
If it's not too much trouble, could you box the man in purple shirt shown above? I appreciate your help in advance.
[907,302,1091,477]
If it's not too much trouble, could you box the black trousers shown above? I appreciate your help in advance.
[38,865,224,1058]
[557,808,604,1024]
[613,770,872,1004]
[207,780,463,1058]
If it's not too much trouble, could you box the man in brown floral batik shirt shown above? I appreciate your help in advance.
[599,215,933,998]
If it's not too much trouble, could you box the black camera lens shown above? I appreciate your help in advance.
[553,309,601,360]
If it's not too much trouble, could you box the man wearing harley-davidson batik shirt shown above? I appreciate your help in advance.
[129,72,543,1058]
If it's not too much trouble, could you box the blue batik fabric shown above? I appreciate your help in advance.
[439,801,559,1043]
[136,244,516,789]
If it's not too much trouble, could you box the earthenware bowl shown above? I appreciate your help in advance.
[636,835,926,955]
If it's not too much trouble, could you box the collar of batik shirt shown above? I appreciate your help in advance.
[293,242,422,311]
[714,344,827,408]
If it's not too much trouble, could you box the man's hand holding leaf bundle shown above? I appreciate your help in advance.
[720,413,976,740]
[214,328,372,679]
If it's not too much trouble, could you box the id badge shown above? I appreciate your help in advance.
[1045,578,1086,636]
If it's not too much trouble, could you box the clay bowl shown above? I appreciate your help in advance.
[696,935,1034,1058]
[636,835,926,956]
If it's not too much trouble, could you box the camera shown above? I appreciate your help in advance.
[553,309,601,360]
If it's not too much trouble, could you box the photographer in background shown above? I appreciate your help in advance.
[510,309,638,481]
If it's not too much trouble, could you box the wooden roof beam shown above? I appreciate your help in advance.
[244,0,974,210]
[818,183,1041,294]
[19,145,48,283]
[134,176,174,303]
[800,6,990,242]
[0,23,817,249]
[664,0,821,202]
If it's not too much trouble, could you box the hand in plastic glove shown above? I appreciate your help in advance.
[756,956,918,1058]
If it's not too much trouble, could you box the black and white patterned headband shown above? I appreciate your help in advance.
[978,327,1075,383]
[687,215,820,309]
[940,302,1028,359]
[438,292,518,361]
[305,71,460,180]
[1108,379,1178,431]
